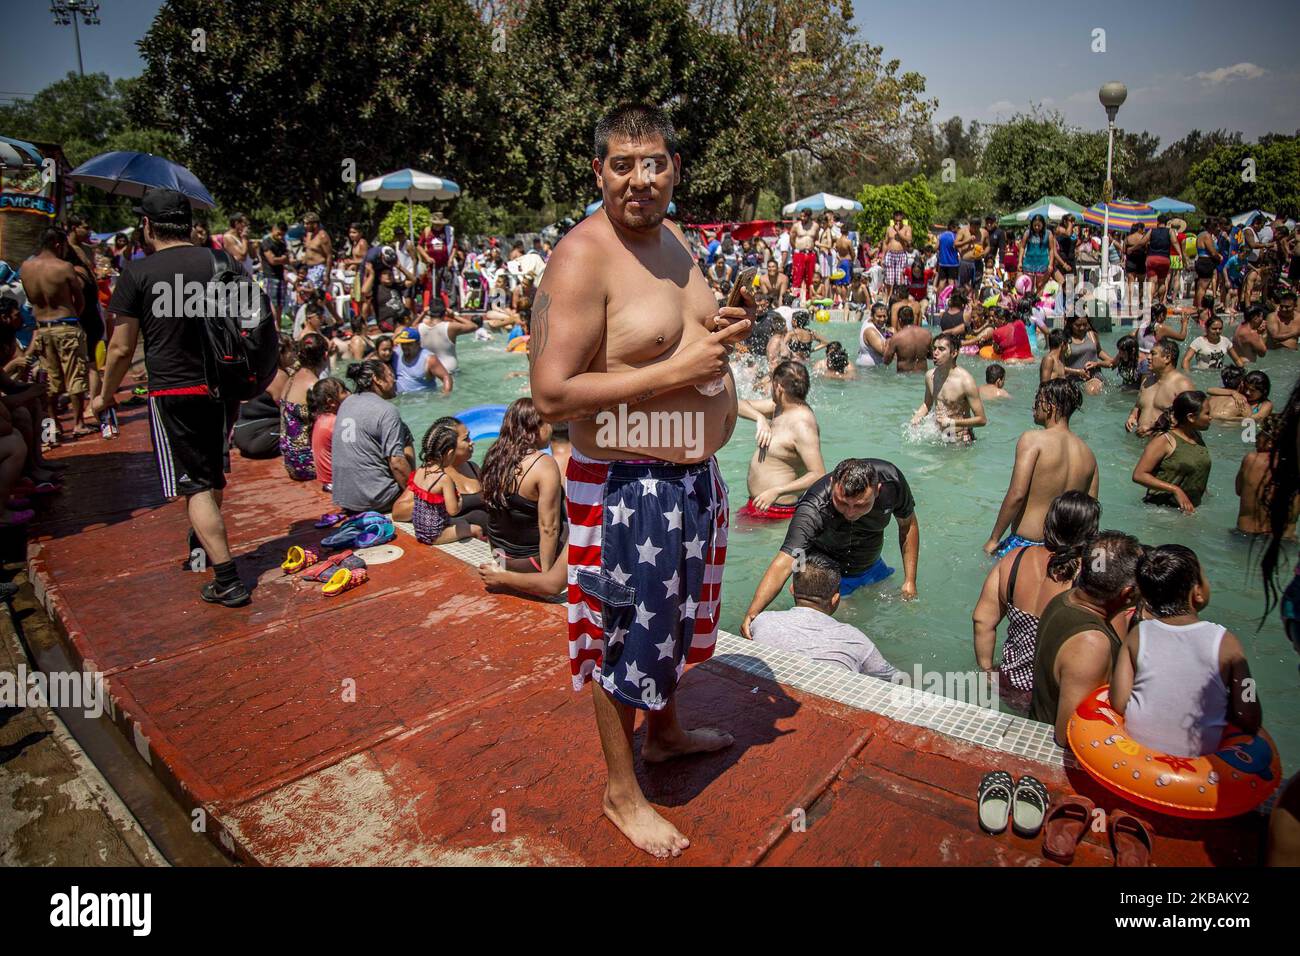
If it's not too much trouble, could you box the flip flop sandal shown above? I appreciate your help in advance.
[281,546,319,573]
[321,566,367,596]
[19,481,61,496]
[314,512,348,529]
[1,509,35,527]
[354,516,395,549]
[1109,810,1153,868]
[1041,794,1096,864]
[300,549,354,582]
[321,512,379,549]
[977,770,1014,835]
[1011,775,1051,838]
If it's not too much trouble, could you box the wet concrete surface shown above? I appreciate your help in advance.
[22,398,1264,866]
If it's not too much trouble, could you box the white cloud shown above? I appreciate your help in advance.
[987,99,1016,114]
[1192,62,1266,85]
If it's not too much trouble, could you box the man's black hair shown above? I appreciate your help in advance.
[1077,531,1144,602]
[772,360,810,401]
[594,103,678,161]
[985,363,1005,385]
[40,227,67,250]
[792,552,841,605]
[830,458,879,497]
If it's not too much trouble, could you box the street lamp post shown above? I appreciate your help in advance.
[51,1,101,78]
[1098,82,1127,312]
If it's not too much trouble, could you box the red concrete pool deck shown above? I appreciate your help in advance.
[24,399,1264,866]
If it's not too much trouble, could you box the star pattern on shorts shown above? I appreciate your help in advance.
[640,478,660,496]
[636,537,662,565]
[684,535,706,560]
[635,601,656,629]
[609,499,635,527]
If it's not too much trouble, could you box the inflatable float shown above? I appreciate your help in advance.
[1067,685,1282,820]
[453,404,508,443]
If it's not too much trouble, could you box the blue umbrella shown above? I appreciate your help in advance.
[68,150,216,209]
[584,198,676,217]
[782,192,863,216]
[1148,196,1196,214]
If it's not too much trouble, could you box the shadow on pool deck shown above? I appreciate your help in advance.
[24,398,1264,866]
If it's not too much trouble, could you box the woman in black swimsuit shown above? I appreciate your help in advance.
[479,398,564,573]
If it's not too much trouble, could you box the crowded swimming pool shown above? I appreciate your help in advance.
[393,323,1300,769]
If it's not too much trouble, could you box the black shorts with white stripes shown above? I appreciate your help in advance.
[147,394,234,498]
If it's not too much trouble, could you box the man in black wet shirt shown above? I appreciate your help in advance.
[741,458,920,638]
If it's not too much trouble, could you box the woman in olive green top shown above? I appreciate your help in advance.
[1132,390,1212,515]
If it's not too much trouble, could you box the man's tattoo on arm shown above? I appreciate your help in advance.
[529,290,551,366]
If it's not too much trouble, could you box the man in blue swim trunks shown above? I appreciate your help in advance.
[983,379,1098,558]
[741,458,920,639]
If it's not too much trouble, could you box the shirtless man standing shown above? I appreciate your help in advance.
[1233,305,1268,363]
[1266,291,1300,351]
[301,212,333,290]
[736,361,826,519]
[529,104,754,858]
[1126,339,1193,437]
[983,379,1098,556]
[220,213,250,274]
[882,209,912,301]
[790,209,819,306]
[911,333,987,443]
[883,305,930,372]
[21,228,90,438]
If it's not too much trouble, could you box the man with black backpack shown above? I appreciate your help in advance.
[94,188,266,608]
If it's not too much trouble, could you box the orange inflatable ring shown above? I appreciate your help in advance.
[978,344,997,361]
[1067,685,1282,820]
[506,334,530,353]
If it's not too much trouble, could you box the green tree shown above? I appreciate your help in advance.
[982,110,1125,210]
[1188,138,1300,218]
[138,0,511,229]
[377,202,434,243]
[930,174,995,225]
[0,72,180,230]
[498,0,782,219]
[1117,128,1243,202]
[855,176,936,245]
[694,1,934,204]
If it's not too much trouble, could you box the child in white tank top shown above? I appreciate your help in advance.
[1110,545,1261,757]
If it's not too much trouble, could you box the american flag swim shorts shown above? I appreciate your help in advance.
[565,448,729,710]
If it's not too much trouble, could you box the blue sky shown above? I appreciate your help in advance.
[3,0,1298,149]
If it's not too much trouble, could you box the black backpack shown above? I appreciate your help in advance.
[201,250,279,401]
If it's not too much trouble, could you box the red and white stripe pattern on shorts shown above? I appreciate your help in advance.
[565,449,729,692]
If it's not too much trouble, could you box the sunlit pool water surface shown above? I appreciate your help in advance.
[388,323,1300,769]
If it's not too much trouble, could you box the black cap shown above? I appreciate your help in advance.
[133,188,193,226]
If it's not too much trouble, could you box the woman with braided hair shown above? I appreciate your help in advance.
[391,423,485,544]
[973,491,1101,713]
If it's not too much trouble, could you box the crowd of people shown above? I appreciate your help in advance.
[6,96,1297,863]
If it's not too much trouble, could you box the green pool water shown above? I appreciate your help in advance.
[387,324,1300,770]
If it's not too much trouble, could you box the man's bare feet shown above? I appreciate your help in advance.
[642,726,734,764]
[603,787,690,858]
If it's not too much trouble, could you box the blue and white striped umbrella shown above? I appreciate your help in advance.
[782,192,863,216]
[0,134,43,172]
[357,169,460,237]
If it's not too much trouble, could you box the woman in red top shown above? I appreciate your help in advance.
[966,309,1034,361]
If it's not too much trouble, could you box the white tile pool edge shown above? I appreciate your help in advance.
[417,527,1071,768]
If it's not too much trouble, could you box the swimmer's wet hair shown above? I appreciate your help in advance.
[772,360,810,400]
[1048,329,1067,350]
[1037,378,1082,420]
[1043,491,1101,582]
[985,364,1005,384]
[1153,337,1179,365]
[345,359,389,392]
[934,332,962,355]
[594,103,677,160]
[897,305,915,326]
[830,458,879,497]
[1136,544,1201,617]
[1220,365,1244,389]
[307,377,347,424]
[792,552,841,604]
[1150,389,1207,436]
[1244,369,1271,399]
[1077,531,1144,601]
[826,342,849,373]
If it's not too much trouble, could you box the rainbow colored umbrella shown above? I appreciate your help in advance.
[1082,199,1157,231]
